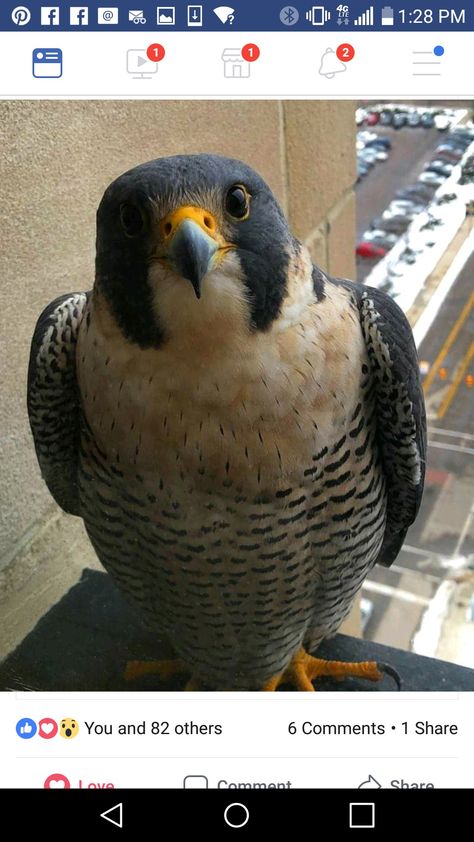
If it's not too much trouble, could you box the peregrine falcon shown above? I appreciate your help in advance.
[28,154,426,690]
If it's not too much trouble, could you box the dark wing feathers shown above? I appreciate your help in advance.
[332,278,426,567]
[360,286,426,566]
[27,292,89,516]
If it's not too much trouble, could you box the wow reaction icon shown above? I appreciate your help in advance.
[60,718,79,739]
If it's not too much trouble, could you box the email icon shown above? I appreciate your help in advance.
[129,9,146,23]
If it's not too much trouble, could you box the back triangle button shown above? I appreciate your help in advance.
[100,803,123,828]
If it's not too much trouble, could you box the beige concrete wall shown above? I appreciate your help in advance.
[0,100,356,647]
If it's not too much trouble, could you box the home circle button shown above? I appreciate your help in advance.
[224,802,250,828]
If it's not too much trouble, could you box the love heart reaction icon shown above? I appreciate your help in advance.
[39,718,58,739]
[44,773,71,789]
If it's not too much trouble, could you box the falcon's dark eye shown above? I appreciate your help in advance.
[120,203,146,238]
[225,185,250,220]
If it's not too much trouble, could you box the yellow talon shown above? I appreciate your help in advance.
[262,648,384,692]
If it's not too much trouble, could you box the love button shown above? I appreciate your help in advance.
[39,718,59,739]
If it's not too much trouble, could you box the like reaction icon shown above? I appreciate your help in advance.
[39,718,58,739]
[16,718,37,739]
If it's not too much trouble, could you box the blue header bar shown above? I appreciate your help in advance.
[3,1,472,31]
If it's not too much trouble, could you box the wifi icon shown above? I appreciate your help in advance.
[213,5,235,24]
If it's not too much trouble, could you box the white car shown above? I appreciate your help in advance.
[434,114,451,131]
[361,229,398,244]
[383,207,417,221]
[386,200,424,215]
[418,171,445,185]
[357,130,378,144]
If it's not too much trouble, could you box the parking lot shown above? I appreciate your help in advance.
[356,126,445,281]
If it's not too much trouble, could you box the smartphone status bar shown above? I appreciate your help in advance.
[3,1,473,32]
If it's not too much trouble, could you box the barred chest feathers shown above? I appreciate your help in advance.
[77,279,369,499]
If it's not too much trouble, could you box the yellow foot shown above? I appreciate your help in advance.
[262,648,401,691]
[124,658,189,683]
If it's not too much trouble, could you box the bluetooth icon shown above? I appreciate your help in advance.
[280,5,299,25]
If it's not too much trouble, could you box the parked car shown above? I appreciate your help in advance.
[379,109,393,126]
[372,216,411,234]
[407,111,421,127]
[418,171,445,185]
[425,160,454,177]
[365,111,380,126]
[420,112,435,128]
[437,140,468,153]
[434,114,450,131]
[382,206,417,222]
[386,199,425,215]
[361,229,398,247]
[435,147,464,162]
[366,136,392,149]
[358,152,376,167]
[451,127,474,141]
[395,185,435,203]
[356,241,387,258]
[357,130,378,144]
[392,112,407,129]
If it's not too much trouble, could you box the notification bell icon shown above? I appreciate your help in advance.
[318,47,346,78]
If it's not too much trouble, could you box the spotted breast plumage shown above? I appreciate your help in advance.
[27,154,426,690]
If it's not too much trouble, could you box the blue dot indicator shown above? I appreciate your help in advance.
[434,46,444,56]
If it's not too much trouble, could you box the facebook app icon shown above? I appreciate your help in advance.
[70,7,89,25]
[40,7,60,25]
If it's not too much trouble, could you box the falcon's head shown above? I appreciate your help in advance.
[95,154,304,348]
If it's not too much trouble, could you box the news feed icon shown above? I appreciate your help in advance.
[127,49,158,79]
[32,48,63,78]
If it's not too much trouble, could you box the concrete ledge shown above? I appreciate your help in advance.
[1,567,473,692]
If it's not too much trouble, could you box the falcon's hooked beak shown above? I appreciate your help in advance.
[160,205,233,299]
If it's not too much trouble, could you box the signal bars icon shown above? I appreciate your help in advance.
[354,5,374,25]
[305,6,331,25]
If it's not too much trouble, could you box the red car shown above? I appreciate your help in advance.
[365,112,380,126]
[356,241,387,258]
